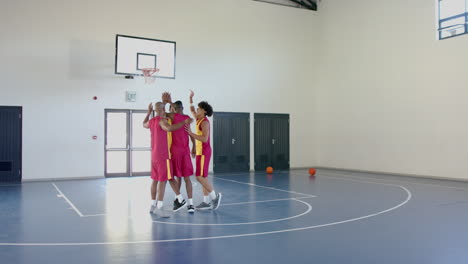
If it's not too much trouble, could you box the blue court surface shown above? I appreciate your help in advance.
[1,168,468,264]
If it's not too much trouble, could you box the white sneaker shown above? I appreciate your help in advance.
[153,208,172,218]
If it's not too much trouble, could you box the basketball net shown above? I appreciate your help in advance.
[141,68,159,84]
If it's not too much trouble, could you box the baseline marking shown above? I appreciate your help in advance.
[52,183,84,217]
[0,179,411,246]
[214,177,316,198]
[303,170,468,191]
[150,199,312,226]
[222,196,313,206]
[80,196,313,218]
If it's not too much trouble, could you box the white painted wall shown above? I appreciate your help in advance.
[0,0,319,180]
[316,0,468,180]
[6,0,463,181]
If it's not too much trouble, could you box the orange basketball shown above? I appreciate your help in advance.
[266,166,274,174]
[308,168,316,176]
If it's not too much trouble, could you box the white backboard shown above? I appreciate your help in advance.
[115,35,176,79]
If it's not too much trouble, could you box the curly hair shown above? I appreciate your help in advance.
[198,101,213,117]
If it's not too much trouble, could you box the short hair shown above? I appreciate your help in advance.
[198,101,213,117]
[173,101,183,109]
[155,102,164,110]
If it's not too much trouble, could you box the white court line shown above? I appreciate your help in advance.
[81,214,106,218]
[79,196,314,218]
[214,177,316,197]
[79,178,315,218]
[222,196,314,206]
[308,171,468,191]
[251,169,468,191]
[0,185,411,246]
[151,199,312,226]
[316,174,411,188]
[51,183,84,217]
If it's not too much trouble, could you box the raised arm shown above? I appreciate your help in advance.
[143,103,153,128]
[159,117,193,132]
[162,91,174,112]
[189,90,197,119]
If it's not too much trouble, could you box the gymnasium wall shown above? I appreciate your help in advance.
[315,0,468,180]
[0,0,319,180]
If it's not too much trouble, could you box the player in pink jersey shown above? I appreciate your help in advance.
[185,90,222,210]
[165,95,197,213]
[143,102,193,216]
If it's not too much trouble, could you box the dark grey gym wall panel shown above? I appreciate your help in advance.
[254,114,272,171]
[254,113,290,171]
[230,114,250,172]
[0,106,22,182]
[213,113,232,172]
[213,112,250,173]
[271,115,290,170]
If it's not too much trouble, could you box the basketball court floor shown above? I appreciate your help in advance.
[1,168,467,264]
[2,0,468,263]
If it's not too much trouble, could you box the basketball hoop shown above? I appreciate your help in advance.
[141,68,159,84]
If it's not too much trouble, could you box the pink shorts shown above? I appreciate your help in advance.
[171,153,194,177]
[195,154,210,177]
[151,159,173,182]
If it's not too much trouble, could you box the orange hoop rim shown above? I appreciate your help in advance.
[141,68,159,76]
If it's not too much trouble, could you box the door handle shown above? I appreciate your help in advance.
[232,138,236,145]
[272,139,275,145]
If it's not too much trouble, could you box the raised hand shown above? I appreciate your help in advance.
[162,92,172,104]
[148,103,153,112]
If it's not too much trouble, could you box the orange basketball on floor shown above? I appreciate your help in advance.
[266,166,274,174]
[308,168,316,176]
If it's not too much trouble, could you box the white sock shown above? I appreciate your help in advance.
[209,191,216,200]
[203,196,210,203]
[151,200,157,206]
[157,201,163,209]
[176,194,183,203]
[188,199,193,205]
